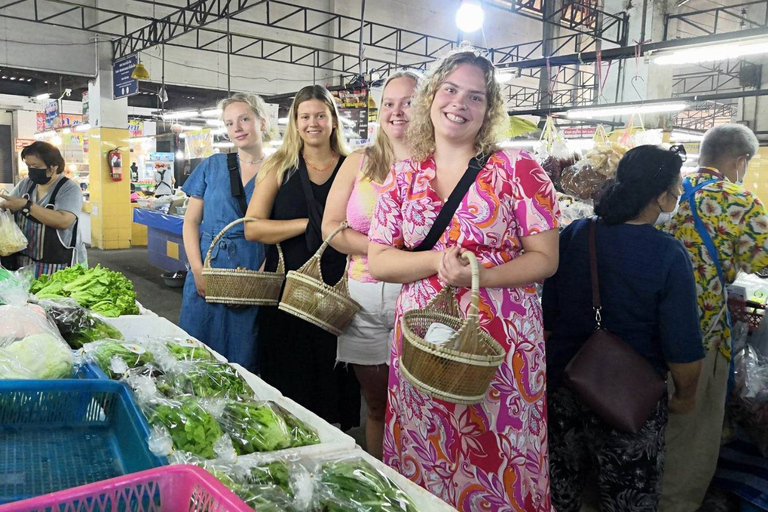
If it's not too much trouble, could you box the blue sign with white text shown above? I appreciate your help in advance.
[113,55,139,99]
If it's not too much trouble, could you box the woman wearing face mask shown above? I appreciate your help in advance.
[542,145,705,512]
[0,141,85,277]
[245,85,361,430]
[178,93,271,372]
[321,71,420,459]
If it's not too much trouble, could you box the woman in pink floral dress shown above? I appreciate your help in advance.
[368,50,560,512]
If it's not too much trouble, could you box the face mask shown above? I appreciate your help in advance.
[28,167,51,185]
[655,196,680,226]
[736,160,748,185]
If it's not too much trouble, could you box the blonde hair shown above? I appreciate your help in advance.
[262,85,350,185]
[218,92,276,142]
[363,71,422,183]
[407,49,508,162]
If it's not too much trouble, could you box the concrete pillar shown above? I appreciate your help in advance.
[87,41,131,250]
[539,0,563,110]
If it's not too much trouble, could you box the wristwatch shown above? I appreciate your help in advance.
[21,199,32,216]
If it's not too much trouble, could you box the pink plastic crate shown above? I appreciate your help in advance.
[0,465,252,512]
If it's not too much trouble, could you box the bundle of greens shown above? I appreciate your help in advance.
[156,361,250,400]
[247,461,293,495]
[233,483,299,512]
[0,333,73,379]
[219,401,296,454]
[317,458,418,512]
[146,397,223,459]
[165,339,216,362]
[273,403,321,447]
[40,298,124,349]
[84,339,154,378]
[31,264,139,317]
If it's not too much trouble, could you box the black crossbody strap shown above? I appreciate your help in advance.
[48,177,79,248]
[227,152,248,216]
[296,157,316,206]
[413,153,491,252]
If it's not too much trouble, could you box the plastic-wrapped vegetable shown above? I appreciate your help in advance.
[144,397,224,459]
[316,457,418,512]
[560,161,610,202]
[219,400,317,454]
[0,333,73,379]
[0,268,67,348]
[165,338,216,362]
[156,361,251,400]
[83,339,155,378]
[39,298,124,349]
[234,483,299,512]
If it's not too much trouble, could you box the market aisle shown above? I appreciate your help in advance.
[86,247,182,322]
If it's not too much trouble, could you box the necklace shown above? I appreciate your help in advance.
[303,151,337,172]
[238,154,265,165]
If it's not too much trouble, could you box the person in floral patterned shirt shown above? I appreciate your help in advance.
[368,50,560,511]
[659,124,768,512]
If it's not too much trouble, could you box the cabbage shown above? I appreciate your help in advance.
[0,333,74,379]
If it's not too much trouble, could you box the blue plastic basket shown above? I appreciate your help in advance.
[73,361,110,380]
[0,379,166,504]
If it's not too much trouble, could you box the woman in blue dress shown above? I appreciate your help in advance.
[179,93,272,372]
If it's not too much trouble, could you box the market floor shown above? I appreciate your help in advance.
[86,246,368,449]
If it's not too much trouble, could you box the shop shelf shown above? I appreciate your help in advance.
[0,379,165,504]
[0,465,251,512]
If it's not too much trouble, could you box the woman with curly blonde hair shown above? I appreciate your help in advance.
[368,50,560,511]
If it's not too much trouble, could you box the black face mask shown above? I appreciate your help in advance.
[28,167,51,185]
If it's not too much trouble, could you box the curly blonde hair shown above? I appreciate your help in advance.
[407,49,507,162]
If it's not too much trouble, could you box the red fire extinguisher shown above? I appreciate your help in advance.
[107,149,123,182]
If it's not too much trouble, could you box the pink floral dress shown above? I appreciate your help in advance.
[369,149,560,512]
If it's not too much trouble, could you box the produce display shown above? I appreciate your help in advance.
[31,264,139,317]
[165,339,216,362]
[219,400,321,455]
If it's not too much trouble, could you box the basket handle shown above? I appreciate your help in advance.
[460,251,481,321]
[204,217,284,273]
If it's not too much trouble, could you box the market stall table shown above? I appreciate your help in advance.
[132,208,187,273]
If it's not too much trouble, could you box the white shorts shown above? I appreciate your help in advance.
[337,279,401,366]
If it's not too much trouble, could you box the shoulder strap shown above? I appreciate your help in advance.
[24,179,37,198]
[227,153,248,216]
[296,156,317,207]
[588,217,602,328]
[683,178,725,284]
[413,153,492,252]
[48,177,69,204]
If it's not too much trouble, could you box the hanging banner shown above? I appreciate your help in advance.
[81,91,89,124]
[35,112,46,132]
[59,114,83,128]
[44,100,59,130]
[185,129,213,159]
[128,119,144,138]
[15,138,35,152]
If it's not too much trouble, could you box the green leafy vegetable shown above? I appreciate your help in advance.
[147,397,223,459]
[219,401,295,454]
[156,362,250,400]
[318,458,418,512]
[165,340,215,361]
[65,317,124,349]
[31,265,139,316]
[0,333,73,379]
[85,340,154,378]
[247,461,293,495]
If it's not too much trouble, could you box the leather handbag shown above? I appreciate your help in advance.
[563,218,667,433]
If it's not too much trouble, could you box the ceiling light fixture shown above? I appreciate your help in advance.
[161,111,199,120]
[566,102,688,119]
[201,109,222,117]
[206,119,225,127]
[456,0,484,33]
[35,93,50,100]
[655,41,768,65]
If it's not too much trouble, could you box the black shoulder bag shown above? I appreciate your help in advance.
[412,153,491,252]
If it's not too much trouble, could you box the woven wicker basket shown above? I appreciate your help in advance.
[400,252,505,405]
[203,217,285,306]
[278,222,361,335]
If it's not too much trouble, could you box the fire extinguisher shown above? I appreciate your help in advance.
[107,149,123,182]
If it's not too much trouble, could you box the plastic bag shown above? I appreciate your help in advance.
[39,298,124,349]
[0,267,67,348]
[313,455,418,512]
[0,332,74,379]
[218,400,320,455]
[560,161,610,201]
[82,339,155,378]
[732,345,768,455]
[0,209,27,257]
[155,361,252,400]
[142,396,225,459]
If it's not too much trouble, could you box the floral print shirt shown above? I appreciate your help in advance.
[661,168,768,359]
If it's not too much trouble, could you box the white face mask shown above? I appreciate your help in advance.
[736,159,748,185]
[655,196,680,225]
